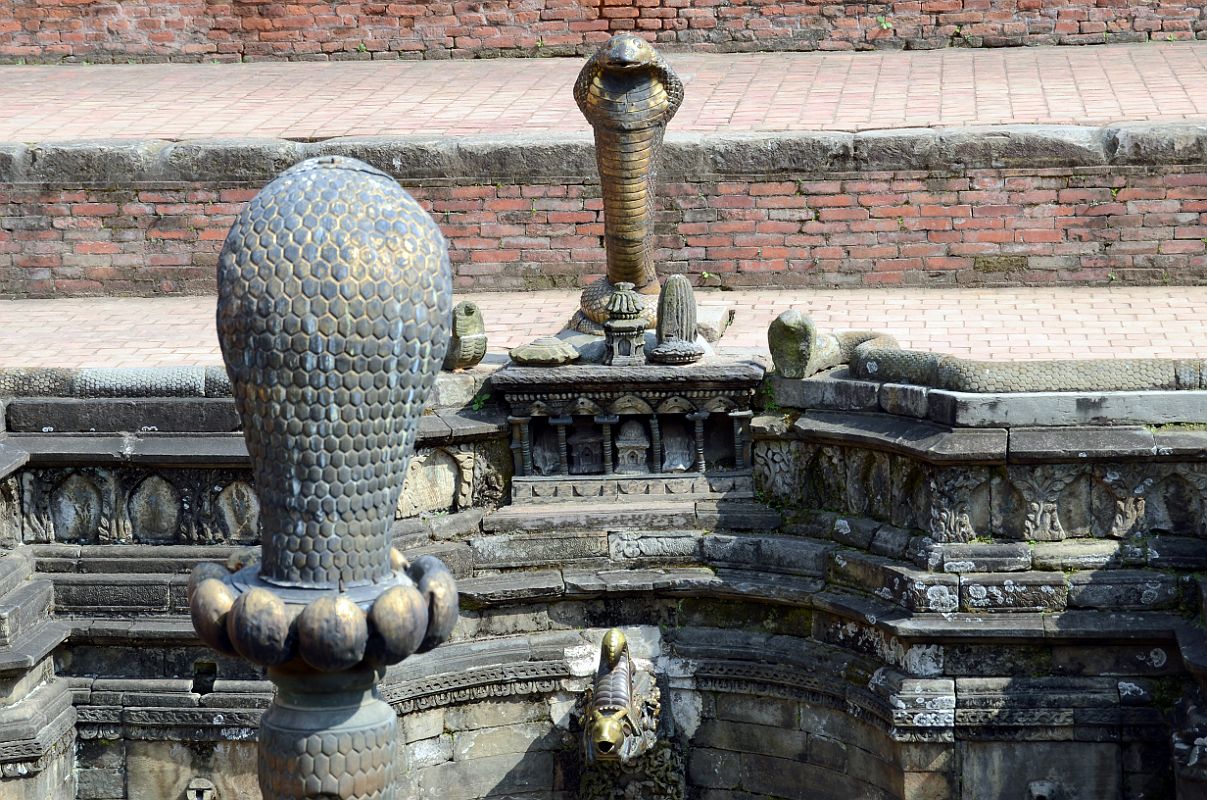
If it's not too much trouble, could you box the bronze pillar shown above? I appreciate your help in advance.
[188,156,459,800]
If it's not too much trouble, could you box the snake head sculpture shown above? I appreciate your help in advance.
[599,33,657,73]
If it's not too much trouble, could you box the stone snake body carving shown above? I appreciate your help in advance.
[574,34,684,332]
[769,309,1207,392]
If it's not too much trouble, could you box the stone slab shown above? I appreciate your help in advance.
[5,398,240,434]
[960,572,1068,613]
[1006,426,1158,462]
[702,534,833,578]
[879,383,929,419]
[1067,570,1183,611]
[767,371,880,413]
[937,543,1032,574]
[489,357,765,394]
[792,411,1007,464]
[929,389,1207,429]
[0,441,29,479]
[457,571,564,606]
[483,501,699,533]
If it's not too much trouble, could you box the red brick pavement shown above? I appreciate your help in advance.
[1,43,1205,141]
[0,287,1203,368]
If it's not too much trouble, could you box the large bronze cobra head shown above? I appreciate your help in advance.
[590,707,630,760]
[600,33,657,72]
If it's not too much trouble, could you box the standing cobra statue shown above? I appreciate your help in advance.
[573,33,684,333]
[189,155,459,800]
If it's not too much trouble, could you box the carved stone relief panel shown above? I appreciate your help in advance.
[127,476,181,543]
[20,467,257,546]
[926,468,991,544]
[890,456,928,532]
[806,446,846,513]
[1093,466,1156,539]
[396,447,475,519]
[216,481,260,544]
[0,476,20,549]
[752,439,804,503]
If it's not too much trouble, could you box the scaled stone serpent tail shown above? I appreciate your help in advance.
[769,309,1207,392]
[573,34,684,331]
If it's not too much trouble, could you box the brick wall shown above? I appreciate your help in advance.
[1,0,1203,63]
[1,128,1205,296]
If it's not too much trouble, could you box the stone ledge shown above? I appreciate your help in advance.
[928,389,1207,429]
[775,372,1207,431]
[3,124,1206,186]
[2,410,504,466]
[790,411,1009,465]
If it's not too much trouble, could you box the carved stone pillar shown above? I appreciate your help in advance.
[509,415,533,477]
[687,410,709,473]
[650,415,663,474]
[596,414,620,475]
[551,415,572,475]
[730,409,752,470]
[188,156,459,800]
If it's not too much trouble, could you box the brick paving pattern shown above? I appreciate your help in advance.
[1,43,1205,141]
[1,287,1203,368]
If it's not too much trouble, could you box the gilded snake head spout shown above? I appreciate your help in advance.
[600,33,657,72]
[590,708,630,761]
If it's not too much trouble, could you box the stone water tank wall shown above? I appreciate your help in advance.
[0,0,1202,63]
[2,365,1207,797]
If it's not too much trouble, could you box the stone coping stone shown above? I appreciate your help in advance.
[3,125,1205,185]
[1006,426,1165,463]
[2,410,504,465]
[776,371,1207,432]
[928,389,1207,429]
[490,357,765,395]
[790,411,1008,465]
[0,365,496,408]
[813,590,1189,646]
[777,410,1200,464]
[0,440,29,479]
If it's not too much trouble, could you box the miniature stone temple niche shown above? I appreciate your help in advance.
[576,629,683,800]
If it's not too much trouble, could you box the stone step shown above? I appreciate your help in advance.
[484,499,780,534]
[0,619,69,673]
[53,572,187,616]
[0,579,52,647]
[0,550,34,598]
[512,472,754,505]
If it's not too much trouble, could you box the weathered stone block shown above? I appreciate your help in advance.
[403,709,446,743]
[1067,570,1183,610]
[768,372,881,412]
[957,741,1120,800]
[445,698,550,732]
[694,718,807,760]
[880,383,929,419]
[409,734,454,768]
[829,550,959,613]
[469,531,607,568]
[715,694,797,729]
[960,572,1067,612]
[938,543,1032,573]
[703,534,832,577]
[687,747,742,790]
